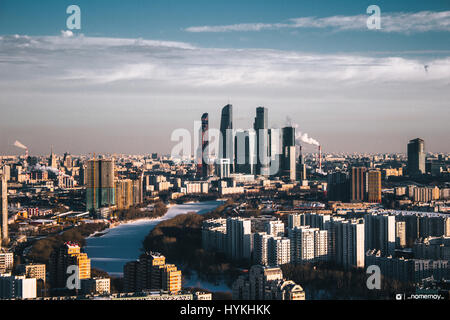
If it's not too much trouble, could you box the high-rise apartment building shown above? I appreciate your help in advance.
[333,219,365,268]
[407,138,425,176]
[123,252,181,293]
[367,170,382,203]
[351,167,367,202]
[49,242,91,288]
[0,252,13,273]
[289,226,328,263]
[86,158,115,211]
[232,265,305,300]
[265,220,285,237]
[0,174,8,246]
[226,217,253,260]
[364,213,396,256]
[268,237,291,266]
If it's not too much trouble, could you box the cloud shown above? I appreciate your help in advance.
[0,33,449,89]
[61,30,74,38]
[185,10,450,34]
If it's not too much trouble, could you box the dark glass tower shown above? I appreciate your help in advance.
[407,138,425,176]
[253,107,269,175]
[219,104,234,172]
[200,113,209,177]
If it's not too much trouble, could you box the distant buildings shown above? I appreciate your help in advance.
[232,265,305,300]
[86,158,115,211]
[407,138,425,176]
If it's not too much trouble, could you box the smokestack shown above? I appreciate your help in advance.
[318,145,322,171]
[25,148,29,158]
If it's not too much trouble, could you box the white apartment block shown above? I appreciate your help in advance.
[0,252,13,273]
[265,220,285,237]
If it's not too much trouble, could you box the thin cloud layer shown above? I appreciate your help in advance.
[185,10,450,33]
[0,33,449,88]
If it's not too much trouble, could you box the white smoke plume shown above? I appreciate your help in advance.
[13,140,28,149]
[31,164,62,176]
[285,117,320,147]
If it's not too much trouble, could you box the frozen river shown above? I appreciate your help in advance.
[85,200,224,277]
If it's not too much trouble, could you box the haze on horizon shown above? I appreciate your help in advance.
[0,1,449,156]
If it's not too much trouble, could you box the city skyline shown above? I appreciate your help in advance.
[1,0,449,155]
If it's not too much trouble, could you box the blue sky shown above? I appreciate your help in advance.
[1,0,450,53]
[0,0,449,155]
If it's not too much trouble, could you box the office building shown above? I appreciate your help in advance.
[219,104,234,170]
[197,113,209,178]
[327,171,350,202]
[407,138,425,176]
[254,107,270,176]
[86,158,115,211]
[234,129,256,175]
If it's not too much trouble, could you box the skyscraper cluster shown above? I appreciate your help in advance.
[198,104,301,181]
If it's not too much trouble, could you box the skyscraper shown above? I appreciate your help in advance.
[198,113,209,178]
[367,170,382,203]
[407,138,425,176]
[234,129,256,175]
[282,127,296,181]
[296,146,307,181]
[0,174,8,246]
[351,167,367,202]
[86,158,115,211]
[219,104,234,166]
[254,107,270,176]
